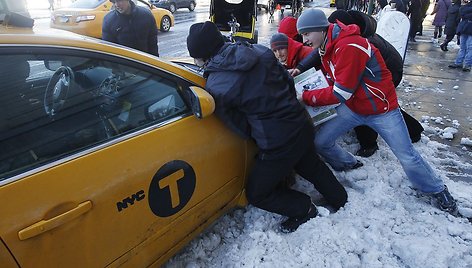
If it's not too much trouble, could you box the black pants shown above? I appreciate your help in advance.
[409,12,422,38]
[355,109,425,149]
[245,122,348,218]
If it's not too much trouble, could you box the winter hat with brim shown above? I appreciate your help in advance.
[297,9,330,34]
[187,21,225,60]
[270,33,289,50]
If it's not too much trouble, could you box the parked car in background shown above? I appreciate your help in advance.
[150,0,196,13]
[50,0,174,39]
[0,8,256,266]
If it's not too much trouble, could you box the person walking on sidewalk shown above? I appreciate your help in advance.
[431,0,452,41]
[448,0,472,71]
[187,21,348,233]
[48,0,55,11]
[408,0,423,42]
[440,0,462,51]
[102,0,159,56]
[418,0,431,36]
[296,8,459,215]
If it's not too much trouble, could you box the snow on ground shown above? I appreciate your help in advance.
[166,129,472,268]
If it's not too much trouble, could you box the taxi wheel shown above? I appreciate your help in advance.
[188,1,195,11]
[169,3,176,13]
[160,15,171,32]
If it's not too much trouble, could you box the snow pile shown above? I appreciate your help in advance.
[165,134,472,268]
[461,138,472,147]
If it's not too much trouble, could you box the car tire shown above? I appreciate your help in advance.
[188,1,196,11]
[169,3,176,13]
[160,15,171,32]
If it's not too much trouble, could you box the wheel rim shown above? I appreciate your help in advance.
[161,16,170,31]
[169,4,176,13]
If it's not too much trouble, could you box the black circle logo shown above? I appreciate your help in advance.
[148,160,196,217]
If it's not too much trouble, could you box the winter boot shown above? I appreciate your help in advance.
[356,144,379,158]
[280,203,318,233]
[448,63,462,69]
[463,66,471,72]
[440,43,448,51]
[432,185,458,216]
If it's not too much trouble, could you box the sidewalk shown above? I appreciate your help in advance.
[400,15,472,180]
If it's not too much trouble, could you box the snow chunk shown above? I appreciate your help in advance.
[460,137,472,146]
[453,85,459,90]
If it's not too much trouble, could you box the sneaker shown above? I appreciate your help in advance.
[409,37,417,42]
[463,66,471,72]
[356,144,379,158]
[448,63,462,69]
[280,203,318,233]
[432,186,458,215]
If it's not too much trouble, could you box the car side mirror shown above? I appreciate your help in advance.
[187,86,215,119]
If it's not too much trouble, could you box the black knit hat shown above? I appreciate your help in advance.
[187,21,225,59]
[270,33,289,50]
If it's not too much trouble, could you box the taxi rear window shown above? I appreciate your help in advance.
[69,0,107,9]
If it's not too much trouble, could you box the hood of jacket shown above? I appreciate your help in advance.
[204,42,260,75]
[278,17,299,40]
[324,22,361,56]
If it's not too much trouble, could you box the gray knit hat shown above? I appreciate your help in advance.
[297,9,330,34]
[270,33,289,50]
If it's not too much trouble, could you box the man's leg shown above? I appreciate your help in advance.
[314,104,361,171]
[463,35,472,70]
[245,154,312,218]
[368,109,444,193]
[354,125,379,157]
[294,143,348,210]
[454,35,467,66]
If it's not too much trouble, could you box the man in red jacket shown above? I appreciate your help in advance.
[270,33,313,69]
[296,8,459,215]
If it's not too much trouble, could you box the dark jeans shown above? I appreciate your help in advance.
[245,122,348,218]
[355,109,424,149]
[442,34,455,46]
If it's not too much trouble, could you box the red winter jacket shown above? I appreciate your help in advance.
[286,38,313,69]
[302,23,399,115]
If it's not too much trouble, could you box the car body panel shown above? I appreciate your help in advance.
[0,25,255,267]
[50,0,174,38]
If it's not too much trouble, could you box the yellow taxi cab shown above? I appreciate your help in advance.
[50,0,174,39]
[330,0,336,7]
[0,11,255,268]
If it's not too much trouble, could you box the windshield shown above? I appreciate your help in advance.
[69,0,107,9]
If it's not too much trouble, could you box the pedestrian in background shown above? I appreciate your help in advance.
[431,0,452,41]
[408,0,423,42]
[448,0,472,71]
[418,0,431,36]
[440,0,462,51]
[48,0,55,10]
[102,0,159,56]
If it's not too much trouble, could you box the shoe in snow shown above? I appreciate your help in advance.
[448,63,462,69]
[356,144,379,158]
[463,66,471,72]
[432,185,458,215]
[280,203,318,233]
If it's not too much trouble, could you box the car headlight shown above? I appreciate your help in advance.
[76,15,96,23]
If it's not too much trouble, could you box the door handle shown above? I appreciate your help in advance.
[18,200,93,241]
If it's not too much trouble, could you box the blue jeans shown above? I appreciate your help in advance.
[314,104,444,194]
[455,34,472,67]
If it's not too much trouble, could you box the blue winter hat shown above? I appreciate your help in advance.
[187,21,225,60]
[297,9,330,34]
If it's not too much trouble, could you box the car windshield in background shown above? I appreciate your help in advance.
[69,0,107,9]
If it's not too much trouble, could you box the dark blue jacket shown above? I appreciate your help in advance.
[457,2,472,35]
[445,2,461,36]
[102,2,159,56]
[203,42,308,151]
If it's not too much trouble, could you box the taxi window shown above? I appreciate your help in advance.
[0,51,190,181]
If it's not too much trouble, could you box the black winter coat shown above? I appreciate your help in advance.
[203,42,308,151]
[102,2,159,56]
[457,2,472,35]
[445,3,461,36]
